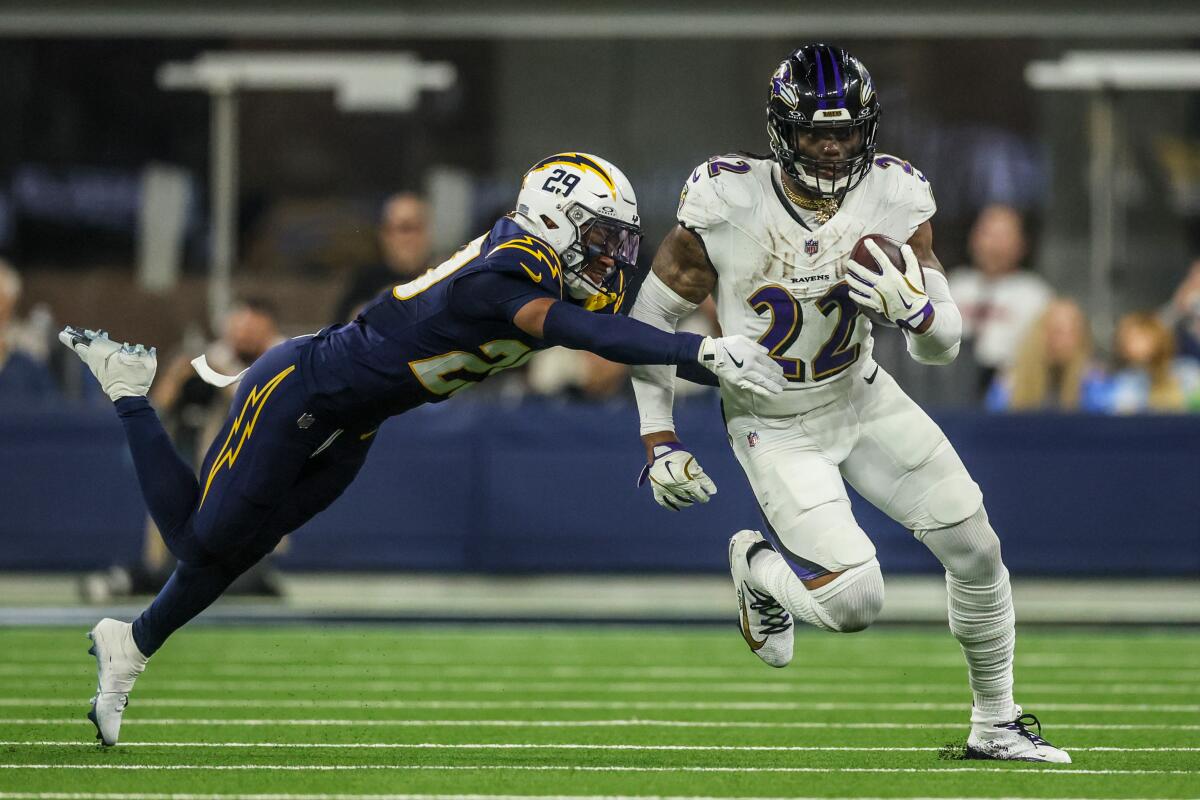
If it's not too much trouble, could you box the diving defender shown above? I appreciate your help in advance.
[62,153,786,745]
[627,48,1069,762]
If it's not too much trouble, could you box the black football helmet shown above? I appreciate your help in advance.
[767,45,881,199]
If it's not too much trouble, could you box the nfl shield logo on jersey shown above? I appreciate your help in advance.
[747,431,760,448]
[804,239,819,256]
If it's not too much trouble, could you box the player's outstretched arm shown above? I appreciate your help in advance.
[512,294,782,396]
[450,268,779,393]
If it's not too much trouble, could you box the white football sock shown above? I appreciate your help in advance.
[750,550,884,633]
[917,506,1016,723]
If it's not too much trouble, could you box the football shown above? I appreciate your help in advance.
[851,233,906,275]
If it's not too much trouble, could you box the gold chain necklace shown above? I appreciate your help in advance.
[780,177,839,225]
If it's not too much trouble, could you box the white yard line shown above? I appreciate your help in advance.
[6,698,1199,712]
[3,718,1197,731]
[0,764,1195,775]
[9,652,1199,670]
[0,741,936,751]
[7,664,1200,683]
[6,741,1200,753]
[0,795,1190,800]
[16,677,1200,696]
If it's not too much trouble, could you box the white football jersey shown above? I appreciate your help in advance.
[677,153,935,416]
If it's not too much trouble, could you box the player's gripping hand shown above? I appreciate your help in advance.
[637,442,717,511]
[846,241,934,330]
[698,335,787,397]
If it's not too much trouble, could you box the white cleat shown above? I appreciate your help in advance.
[59,326,157,402]
[87,618,148,746]
[966,706,1071,763]
[729,529,793,668]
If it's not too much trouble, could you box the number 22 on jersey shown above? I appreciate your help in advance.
[748,283,861,382]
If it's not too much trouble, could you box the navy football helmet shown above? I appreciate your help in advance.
[767,45,881,199]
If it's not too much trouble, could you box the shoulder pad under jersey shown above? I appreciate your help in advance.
[676,154,765,233]
[872,153,937,235]
[484,233,564,298]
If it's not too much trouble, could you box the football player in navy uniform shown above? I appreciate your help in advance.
[61,152,787,746]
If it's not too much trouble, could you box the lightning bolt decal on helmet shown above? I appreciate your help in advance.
[513,152,642,302]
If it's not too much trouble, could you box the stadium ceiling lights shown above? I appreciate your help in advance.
[158,52,456,112]
[157,52,456,327]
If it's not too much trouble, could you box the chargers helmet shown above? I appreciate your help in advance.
[514,152,641,301]
[767,45,880,199]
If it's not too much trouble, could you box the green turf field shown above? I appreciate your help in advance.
[0,624,1196,799]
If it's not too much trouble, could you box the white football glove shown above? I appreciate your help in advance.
[637,442,717,511]
[845,241,934,330]
[58,327,158,402]
[698,335,787,397]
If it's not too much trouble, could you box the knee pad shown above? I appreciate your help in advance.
[772,500,877,575]
[925,474,984,528]
[890,446,983,531]
[809,558,885,633]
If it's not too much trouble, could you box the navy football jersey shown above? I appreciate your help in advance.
[302,217,579,420]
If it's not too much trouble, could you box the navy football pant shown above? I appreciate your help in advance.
[114,339,376,655]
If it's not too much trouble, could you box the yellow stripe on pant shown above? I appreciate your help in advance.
[199,365,296,509]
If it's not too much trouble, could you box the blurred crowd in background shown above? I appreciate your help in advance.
[4,193,1200,414]
[1,36,1199,415]
[0,19,1196,593]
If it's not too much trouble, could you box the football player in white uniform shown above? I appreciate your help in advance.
[629,45,1069,763]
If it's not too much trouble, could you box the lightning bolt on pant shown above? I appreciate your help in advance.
[114,338,376,655]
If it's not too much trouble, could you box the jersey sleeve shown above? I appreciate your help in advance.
[483,234,565,300]
[676,160,726,233]
[449,270,551,323]
[907,163,937,236]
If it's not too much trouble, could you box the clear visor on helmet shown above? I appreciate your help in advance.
[582,216,640,266]
[572,215,641,292]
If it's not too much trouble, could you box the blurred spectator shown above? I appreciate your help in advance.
[80,298,287,603]
[333,193,432,322]
[949,204,1053,398]
[1161,258,1200,362]
[528,348,630,402]
[153,297,286,462]
[0,259,59,402]
[986,298,1107,412]
[1105,312,1200,414]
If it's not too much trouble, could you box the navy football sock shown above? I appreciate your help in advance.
[114,397,208,560]
[132,560,241,656]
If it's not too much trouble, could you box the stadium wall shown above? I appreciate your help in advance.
[0,398,1196,576]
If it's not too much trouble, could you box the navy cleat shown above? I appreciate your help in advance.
[966,707,1071,763]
